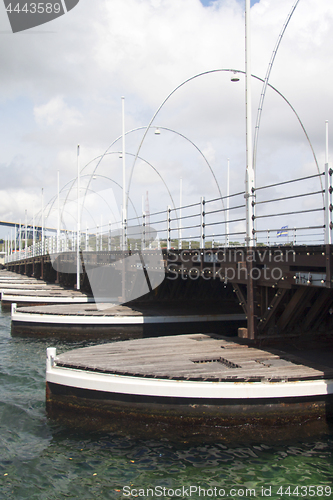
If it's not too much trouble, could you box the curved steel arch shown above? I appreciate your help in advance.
[44,178,119,232]
[253,0,301,173]
[126,68,320,213]
[92,125,224,210]
[74,151,177,222]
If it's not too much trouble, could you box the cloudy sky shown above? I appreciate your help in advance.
[0,0,332,243]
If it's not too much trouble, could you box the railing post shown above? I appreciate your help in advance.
[246,247,257,340]
[108,222,111,251]
[325,120,332,245]
[41,188,44,256]
[19,220,22,257]
[179,177,182,250]
[32,215,35,257]
[200,196,205,249]
[142,212,146,250]
[124,219,127,251]
[25,212,27,259]
[167,206,171,251]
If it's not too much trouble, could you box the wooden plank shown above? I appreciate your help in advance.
[55,333,333,383]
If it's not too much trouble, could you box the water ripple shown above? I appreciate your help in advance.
[0,309,332,499]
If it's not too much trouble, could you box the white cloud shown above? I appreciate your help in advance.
[34,95,82,128]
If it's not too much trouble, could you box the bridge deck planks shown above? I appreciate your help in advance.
[13,303,239,318]
[55,333,333,382]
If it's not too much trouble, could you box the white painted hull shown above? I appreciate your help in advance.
[5,295,95,305]
[13,305,245,326]
[46,348,333,401]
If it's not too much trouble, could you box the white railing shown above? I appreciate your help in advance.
[4,169,331,264]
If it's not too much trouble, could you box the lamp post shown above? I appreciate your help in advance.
[179,177,182,249]
[33,207,35,257]
[41,188,44,255]
[245,0,255,247]
[57,170,60,253]
[25,209,27,258]
[226,158,230,246]
[244,0,256,341]
[121,97,127,303]
[122,97,127,252]
[77,145,81,290]
[19,219,21,256]
[325,120,332,245]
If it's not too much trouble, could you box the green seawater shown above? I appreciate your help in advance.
[0,309,332,500]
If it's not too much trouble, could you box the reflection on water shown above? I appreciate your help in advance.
[0,310,333,500]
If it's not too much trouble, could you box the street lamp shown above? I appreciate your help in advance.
[245,0,255,247]
[121,97,127,252]
[77,144,81,290]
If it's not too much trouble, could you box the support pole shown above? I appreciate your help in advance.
[25,209,27,259]
[122,97,127,251]
[32,210,35,257]
[226,158,230,247]
[19,219,21,257]
[245,0,256,339]
[179,177,182,250]
[142,212,146,250]
[57,170,60,253]
[167,206,171,251]
[77,145,81,290]
[200,196,205,249]
[245,0,255,246]
[121,97,127,303]
[41,188,44,256]
[325,120,333,288]
[246,248,257,340]
[325,120,332,245]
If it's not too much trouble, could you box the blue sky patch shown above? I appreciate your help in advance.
[200,0,260,6]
